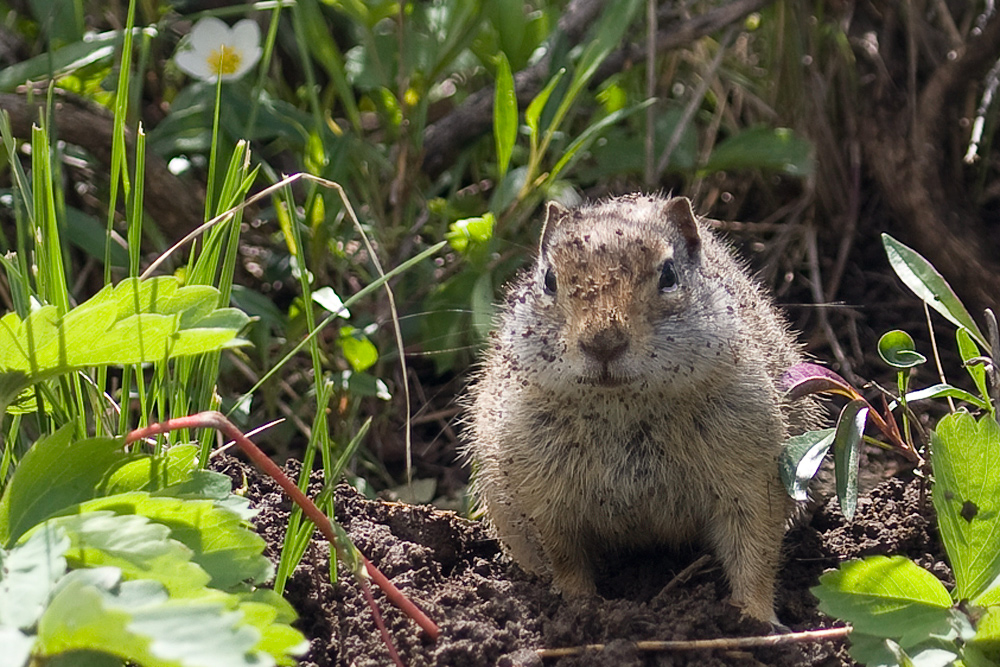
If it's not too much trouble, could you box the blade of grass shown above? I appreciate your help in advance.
[103,0,137,284]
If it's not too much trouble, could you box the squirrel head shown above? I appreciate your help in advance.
[504,194,739,392]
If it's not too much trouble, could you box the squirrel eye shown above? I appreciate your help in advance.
[658,260,679,292]
[543,268,557,295]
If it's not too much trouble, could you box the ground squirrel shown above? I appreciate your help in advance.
[464,193,822,623]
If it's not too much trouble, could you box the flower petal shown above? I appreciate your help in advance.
[230,19,261,50]
[188,16,231,53]
[175,48,212,79]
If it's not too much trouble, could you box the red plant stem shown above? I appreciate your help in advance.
[125,411,441,643]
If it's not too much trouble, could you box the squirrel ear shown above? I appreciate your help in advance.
[664,197,701,254]
[539,201,570,254]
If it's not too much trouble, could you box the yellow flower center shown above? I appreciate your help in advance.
[208,45,242,76]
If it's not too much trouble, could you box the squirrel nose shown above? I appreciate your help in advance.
[579,326,629,363]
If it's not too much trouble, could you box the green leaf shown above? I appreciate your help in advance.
[102,444,200,496]
[812,556,954,643]
[494,51,517,180]
[878,330,927,369]
[834,399,868,521]
[0,428,128,547]
[931,412,1000,602]
[0,29,139,92]
[882,234,988,350]
[965,607,1000,666]
[0,524,70,629]
[525,69,565,141]
[35,512,211,598]
[854,635,961,667]
[702,126,814,176]
[235,591,310,666]
[780,428,836,501]
[563,0,643,114]
[35,568,267,667]
[957,329,993,413]
[338,327,378,373]
[893,383,991,412]
[446,213,495,255]
[72,493,272,592]
[547,99,655,183]
[0,277,249,413]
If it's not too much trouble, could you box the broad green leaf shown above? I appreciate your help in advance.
[102,445,200,496]
[494,51,517,180]
[834,400,869,521]
[885,639,917,667]
[956,329,992,412]
[882,234,988,350]
[931,412,1000,602]
[36,568,264,667]
[73,493,272,591]
[75,493,268,592]
[878,330,927,369]
[779,428,836,501]
[236,592,310,666]
[813,556,953,643]
[848,633,961,667]
[964,607,1000,667]
[0,277,249,414]
[0,524,69,629]
[702,126,814,176]
[0,428,129,547]
[156,470,257,522]
[35,512,210,597]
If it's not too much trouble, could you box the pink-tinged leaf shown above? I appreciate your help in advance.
[781,363,862,401]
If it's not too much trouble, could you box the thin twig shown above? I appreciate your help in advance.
[536,625,851,659]
[924,301,956,413]
[327,182,415,487]
[653,553,713,602]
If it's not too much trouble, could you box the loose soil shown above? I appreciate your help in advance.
[216,456,943,667]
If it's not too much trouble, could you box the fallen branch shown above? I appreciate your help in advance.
[126,411,441,666]
[535,625,852,659]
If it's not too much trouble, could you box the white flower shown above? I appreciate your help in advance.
[175,17,261,82]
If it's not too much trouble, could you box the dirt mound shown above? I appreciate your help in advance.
[214,456,941,667]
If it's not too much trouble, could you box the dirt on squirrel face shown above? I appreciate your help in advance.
[213,453,947,667]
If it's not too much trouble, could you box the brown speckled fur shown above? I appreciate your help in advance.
[463,194,822,623]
